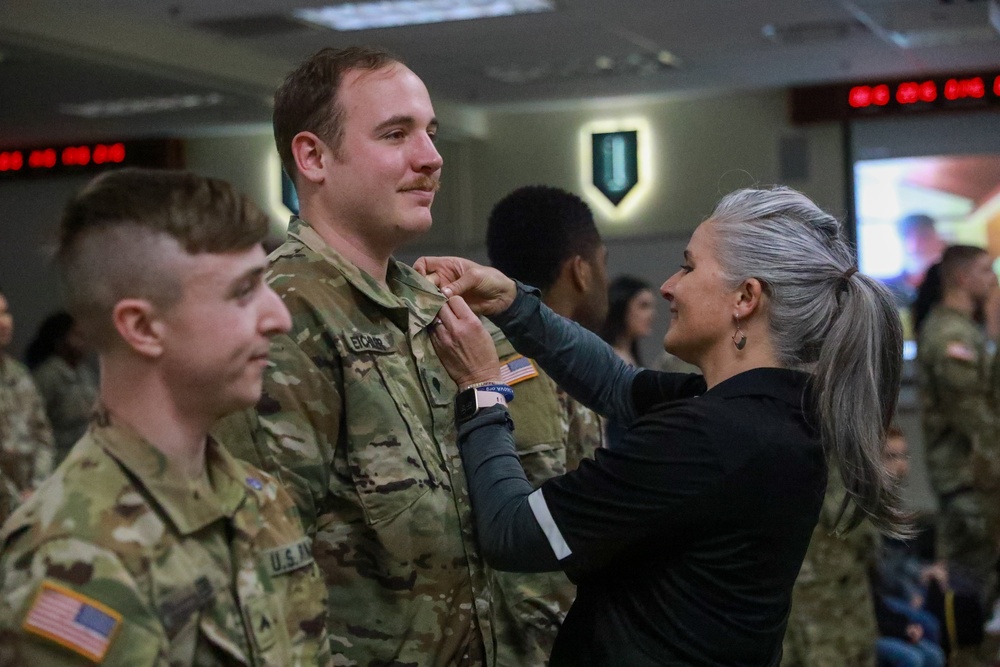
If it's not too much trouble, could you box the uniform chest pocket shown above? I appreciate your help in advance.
[341,331,436,525]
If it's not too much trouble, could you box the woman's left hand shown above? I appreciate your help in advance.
[431,295,502,389]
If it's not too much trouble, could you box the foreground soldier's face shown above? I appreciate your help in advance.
[155,244,291,420]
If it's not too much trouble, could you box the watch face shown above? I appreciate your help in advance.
[455,389,478,422]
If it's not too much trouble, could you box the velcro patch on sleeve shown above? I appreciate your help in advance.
[499,355,539,386]
[22,580,122,663]
[262,537,315,576]
[946,341,977,363]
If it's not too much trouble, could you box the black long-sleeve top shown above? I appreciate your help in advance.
[458,283,827,666]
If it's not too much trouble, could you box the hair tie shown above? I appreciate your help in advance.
[837,266,858,298]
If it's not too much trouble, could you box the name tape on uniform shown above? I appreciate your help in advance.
[346,332,393,354]
[263,537,315,576]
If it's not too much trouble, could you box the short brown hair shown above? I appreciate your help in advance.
[940,244,988,289]
[57,168,270,347]
[272,46,400,180]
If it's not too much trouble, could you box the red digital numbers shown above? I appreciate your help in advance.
[944,77,985,100]
[0,142,127,174]
[0,151,24,172]
[895,81,938,104]
[848,74,997,110]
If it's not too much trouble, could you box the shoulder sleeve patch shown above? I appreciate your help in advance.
[499,355,539,386]
[22,580,122,663]
[945,341,978,363]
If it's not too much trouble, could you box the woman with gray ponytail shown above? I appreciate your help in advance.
[415,185,905,666]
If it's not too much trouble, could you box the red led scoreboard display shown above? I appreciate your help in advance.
[0,139,182,180]
[791,71,1000,124]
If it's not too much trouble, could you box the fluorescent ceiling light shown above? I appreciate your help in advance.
[294,0,554,31]
[61,93,224,118]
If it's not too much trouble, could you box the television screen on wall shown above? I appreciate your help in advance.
[853,153,1000,343]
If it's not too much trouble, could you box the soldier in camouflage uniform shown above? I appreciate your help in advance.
[917,245,1000,607]
[27,312,99,464]
[0,169,330,666]
[484,185,608,665]
[213,47,495,665]
[781,467,879,667]
[0,288,55,504]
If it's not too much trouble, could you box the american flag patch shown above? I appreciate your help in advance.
[499,355,538,386]
[23,580,122,662]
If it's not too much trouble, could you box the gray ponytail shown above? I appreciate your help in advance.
[710,187,907,536]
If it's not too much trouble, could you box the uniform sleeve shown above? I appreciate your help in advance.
[926,328,993,446]
[0,537,166,666]
[226,329,343,536]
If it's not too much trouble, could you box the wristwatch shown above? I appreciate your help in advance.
[455,387,508,424]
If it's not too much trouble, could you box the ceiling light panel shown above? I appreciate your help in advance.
[293,0,555,31]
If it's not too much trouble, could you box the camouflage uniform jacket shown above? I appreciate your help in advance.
[0,414,330,667]
[781,468,878,667]
[0,354,54,496]
[215,217,495,666]
[31,356,98,464]
[917,305,993,496]
[488,325,605,667]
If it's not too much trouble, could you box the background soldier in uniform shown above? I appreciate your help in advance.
[0,286,55,505]
[918,244,1000,609]
[0,169,330,666]
[214,47,496,664]
[781,467,879,667]
[483,185,608,665]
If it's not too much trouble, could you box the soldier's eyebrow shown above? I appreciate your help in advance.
[372,115,439,135]
[227,265,266,298]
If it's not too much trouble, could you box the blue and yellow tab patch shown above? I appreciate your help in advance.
[499,355,539,386]
[23,580,122,662]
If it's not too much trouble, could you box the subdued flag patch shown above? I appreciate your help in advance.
[499,355,539,386]
[22,580,122,662]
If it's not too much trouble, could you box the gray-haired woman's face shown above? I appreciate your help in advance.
[659,221,739,364]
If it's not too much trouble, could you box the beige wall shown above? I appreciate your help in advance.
[461,90,845,245]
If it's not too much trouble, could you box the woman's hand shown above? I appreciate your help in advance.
[414,256,517,316]
[430,294,502,389]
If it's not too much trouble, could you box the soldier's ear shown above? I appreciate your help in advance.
[112,298,165,358]
[292,131,330,185]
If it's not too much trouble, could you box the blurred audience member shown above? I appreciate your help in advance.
[911,262,942,337]
[601,275,656,367]
[0,286,55,503]
[25,311,97,464]
[781,466,879,667]
[600,275,656,448]
[887,214,946,307]
[917,245,999,610]
[873,426,947,667]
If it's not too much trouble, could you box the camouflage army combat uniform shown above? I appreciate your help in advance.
[215,217,495,665]
[0,411,330,667]
[488,324,605,666]
[31,356,98,465]
[781,469,878,667]
[0,354,55,500]
[918,305,999,600]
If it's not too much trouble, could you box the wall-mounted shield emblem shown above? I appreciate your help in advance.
[591,130,638,206]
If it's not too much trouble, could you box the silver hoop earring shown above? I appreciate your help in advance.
[733,315,747,351]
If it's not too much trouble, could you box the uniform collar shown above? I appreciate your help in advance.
[286,216,446,330]
[92,412,250,535]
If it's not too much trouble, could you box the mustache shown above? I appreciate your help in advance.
[400,176,441,193]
